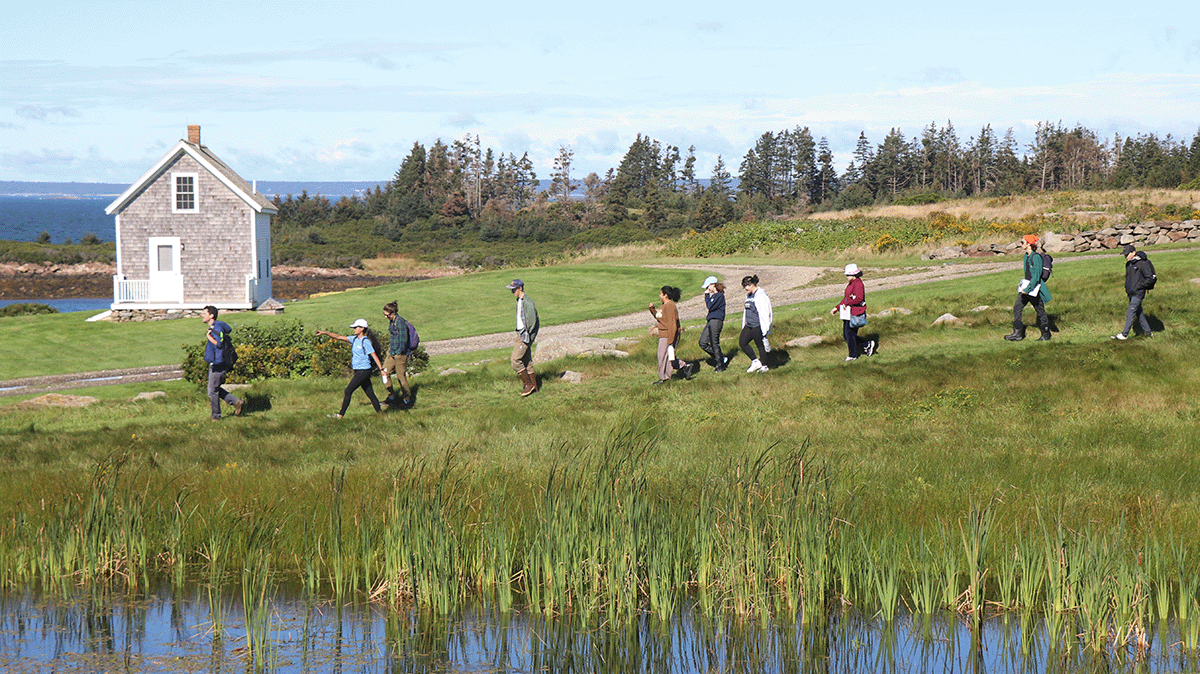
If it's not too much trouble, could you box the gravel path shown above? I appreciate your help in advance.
[423,260,1027,355]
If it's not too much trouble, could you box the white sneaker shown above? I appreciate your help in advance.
[865,340,877,356]
[758,364,769,372]
[1111,333,1128,340]
[747,359,762,373]
[845,356,857,362]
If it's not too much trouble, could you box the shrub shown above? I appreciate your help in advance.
[893,193,943,206]
[0,303,58,317]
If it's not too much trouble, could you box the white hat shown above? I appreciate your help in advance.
[350,318,369,328]
[844,263,861,276]
[702,276,719,288]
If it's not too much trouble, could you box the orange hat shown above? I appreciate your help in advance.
[1022,234,1039,245]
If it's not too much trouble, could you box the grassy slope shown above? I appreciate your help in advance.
[0,264,712,379]
[1,250,1198,541]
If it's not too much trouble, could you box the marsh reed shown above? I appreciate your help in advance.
[1,431,1197,664]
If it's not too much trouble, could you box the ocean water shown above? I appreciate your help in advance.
[0,298,112,313]
[0,195,115,244]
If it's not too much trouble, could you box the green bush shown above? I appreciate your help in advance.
[0,303,58,317]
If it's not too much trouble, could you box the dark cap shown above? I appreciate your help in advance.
[506,279,524,289]
[1122,244,1136,255]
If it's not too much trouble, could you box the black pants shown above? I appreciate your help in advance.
[843,320,869,358]
[739,325,765,362]
[1012,293,1048,332]
[339,369,382,416]
[698,318,724,365]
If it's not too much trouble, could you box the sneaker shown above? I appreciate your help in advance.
[1111,333,1128,340]
[723,355,731,367]
[326,413,342,419]
[747,359,762,373]
[864,340,877,356]
[845,356,857,362]
[758,364,769,372]
[651,379,667,386]
[401,397,412,406]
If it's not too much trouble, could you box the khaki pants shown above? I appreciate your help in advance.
[383,353,411,397]
[511,338,534,375]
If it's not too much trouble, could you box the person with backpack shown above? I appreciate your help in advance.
[1113,244,1156,340]
[1004,234,1053,342]
[382,301,416,406]
[201,305,244,420]
[317,319,385,418]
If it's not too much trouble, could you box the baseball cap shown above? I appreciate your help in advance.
[350,318,369,328]
[506,279,524,289]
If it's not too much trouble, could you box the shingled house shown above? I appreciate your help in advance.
[105,125,276,320]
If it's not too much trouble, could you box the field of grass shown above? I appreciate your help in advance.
[1,249,1198,642]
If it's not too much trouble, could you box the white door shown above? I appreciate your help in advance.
[148,237,183,302]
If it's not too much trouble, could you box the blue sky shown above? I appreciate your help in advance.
[2,0,1198,184]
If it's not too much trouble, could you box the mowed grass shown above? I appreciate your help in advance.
[0,264,712,379]
[1,249,1199,541]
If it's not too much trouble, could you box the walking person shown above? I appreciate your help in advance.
[382,301,414,406]
[649,286,690,384]
[698,276,728,372]
[1113,244,1156,340]
[317,319,385,418]
[831,264,875,361]
[739,275,773,373]
[202,305,244,420]
[1004,234,1053,342]
[507,279,540,397]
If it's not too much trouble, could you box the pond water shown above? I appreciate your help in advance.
[0,585,1192,673]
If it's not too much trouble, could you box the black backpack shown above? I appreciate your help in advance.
[1039,253,1053,281]
[1142,256,1157,290]
[222,333,238,366]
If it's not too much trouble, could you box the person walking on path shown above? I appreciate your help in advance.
[1113,244,1156,340]
[698,276,728,372]
[317,319,385,418]
[382,301,414,406]
[1004,234,1053,342]
[507,279,540,396]
[739,275,773,373]
[831,264,876,361]
[202,305,244,420]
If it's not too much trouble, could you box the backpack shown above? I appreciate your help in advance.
[404,319,420,352]
[365,330,384,372]
[1039,253,1053,281]
[1142,256,1157,290]
[222,333,238,367]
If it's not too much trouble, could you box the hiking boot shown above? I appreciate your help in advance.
[1003,326,1026,341]
[234,399,245,416]
[1037,329,1052,341]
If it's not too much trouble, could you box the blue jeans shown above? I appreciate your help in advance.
[1121,292,1152,336]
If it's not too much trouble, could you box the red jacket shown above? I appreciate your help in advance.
[837,277,867,316]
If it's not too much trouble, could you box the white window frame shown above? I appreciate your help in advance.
[171,172,198,213]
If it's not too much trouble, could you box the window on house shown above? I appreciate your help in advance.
[173,174,197,212]
[157,244,174,272]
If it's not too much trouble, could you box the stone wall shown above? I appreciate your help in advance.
[927,219,1200,259]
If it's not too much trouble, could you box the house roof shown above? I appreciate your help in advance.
[106,139,278,215]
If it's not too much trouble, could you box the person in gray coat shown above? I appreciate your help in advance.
[1112,244,1155,340]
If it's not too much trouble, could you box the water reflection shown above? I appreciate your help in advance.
[0,585,1191,673]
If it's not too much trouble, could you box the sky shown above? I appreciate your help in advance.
[2,0,1198,185]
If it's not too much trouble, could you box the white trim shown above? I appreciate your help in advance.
[171,172,199,214]
[110,302,254,311]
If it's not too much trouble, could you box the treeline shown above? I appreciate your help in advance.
[270,122,1200,267]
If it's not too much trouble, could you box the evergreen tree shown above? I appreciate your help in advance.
[816,138,839,204]
[549,145,577,202]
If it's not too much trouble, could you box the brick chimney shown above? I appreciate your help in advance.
[187,125,201,145]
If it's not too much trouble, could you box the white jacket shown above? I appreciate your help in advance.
[741,289,773,334]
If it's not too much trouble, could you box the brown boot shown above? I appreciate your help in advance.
[518,371,534,397]
[522,371,539,396]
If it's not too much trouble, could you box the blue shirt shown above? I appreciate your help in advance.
[743,293,760,328]
[204,320,232,364]
[350,335,375,370]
